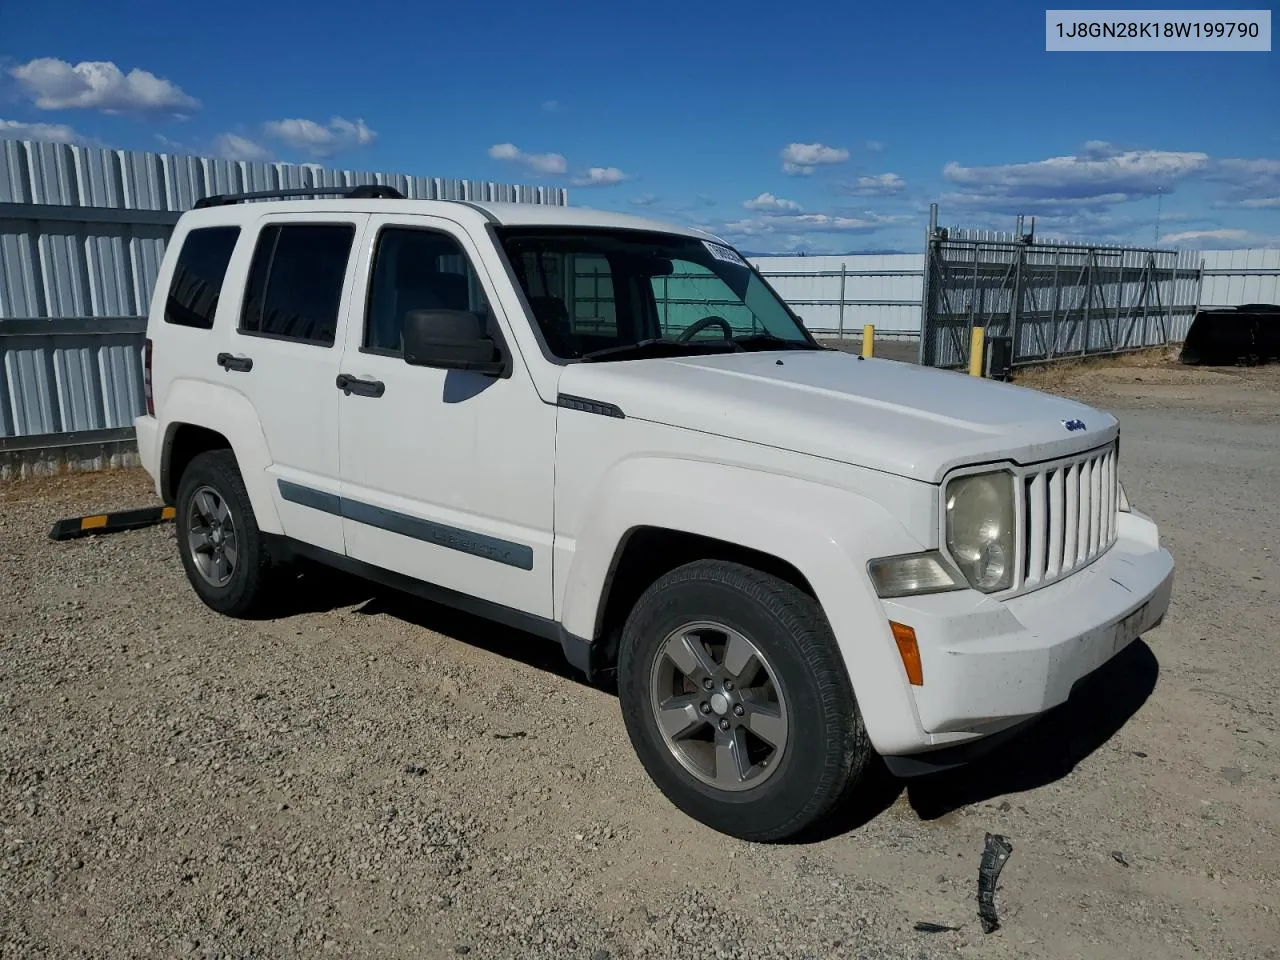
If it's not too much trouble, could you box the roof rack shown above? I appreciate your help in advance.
[192,184,406,209]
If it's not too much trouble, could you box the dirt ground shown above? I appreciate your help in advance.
[2,359,1278,960]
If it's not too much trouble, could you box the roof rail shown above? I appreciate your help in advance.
[192,184,406,209]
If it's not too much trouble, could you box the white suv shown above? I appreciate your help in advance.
[135,186,1175,841]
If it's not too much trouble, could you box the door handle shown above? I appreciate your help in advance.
[216,352,253,373]
[336,373,385,398]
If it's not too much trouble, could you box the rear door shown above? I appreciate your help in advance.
[220,212,369,555]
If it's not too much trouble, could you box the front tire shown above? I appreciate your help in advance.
[617,560,872,842]
[174,449,274,617]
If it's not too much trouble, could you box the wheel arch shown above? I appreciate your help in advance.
[158,380,282,535]
[590,525,817,671]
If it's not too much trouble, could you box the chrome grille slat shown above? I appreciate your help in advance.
[1103,450,1114,543]
[1108,450,1118,543]
[1080,460,1090,568]
[1063,462,1079,566]
[1026,472,1046,585]
[1046,468,1064,578]
[1018,441,1119,593]
[1089,456,1102,557]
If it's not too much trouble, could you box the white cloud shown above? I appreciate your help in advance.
[629,193,659,206]
[940,142,1280,236]
[1210,157,1280,199]
[781,142,849,175]
[865,140,885,153]
[743,192,802,213]
[9,57,199,117]
[571,166,630,187]
[938,190,1138,219]
[541,100,561,112]
[1160,228,1263,247]
[263,116,376,158]
[153,133,186,151]
[488,142,568,176]
[845,173,906,196]
[943,146,1210,205]
[721,211,907,241]
[213,133,272,162]
[780,212,905,232]
[0,117,91,144]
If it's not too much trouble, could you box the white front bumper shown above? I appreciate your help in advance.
[879,508,1173,755]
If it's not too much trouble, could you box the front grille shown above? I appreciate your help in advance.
[1022,442,1118,588]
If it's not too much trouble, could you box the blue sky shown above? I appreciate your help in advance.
[2,0,1276,253]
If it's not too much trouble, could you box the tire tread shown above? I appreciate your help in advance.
[618,559,873,842]
[175,449,274,617]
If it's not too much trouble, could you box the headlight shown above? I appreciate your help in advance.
[945,470,1016,593]
[868,551,964,598]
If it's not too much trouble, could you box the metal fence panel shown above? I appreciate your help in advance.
[920,222,1206,369]
[0,137,567,446]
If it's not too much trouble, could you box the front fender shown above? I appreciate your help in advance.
[559,456,933,754]
[159,379,282,535]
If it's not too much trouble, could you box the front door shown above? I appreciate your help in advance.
[335,215,555,619]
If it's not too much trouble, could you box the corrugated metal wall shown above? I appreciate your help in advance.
[1200,248,1280,306]
[748,254,924,337]
[0,138,567,448]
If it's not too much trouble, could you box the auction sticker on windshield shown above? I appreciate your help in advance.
[703,240,749,268]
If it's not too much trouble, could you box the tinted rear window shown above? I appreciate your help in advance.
[240,223,356,346]
[164,226,240,329]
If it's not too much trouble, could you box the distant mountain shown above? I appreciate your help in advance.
[739,248,915,257]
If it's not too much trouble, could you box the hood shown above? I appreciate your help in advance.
[556,350,1117,484]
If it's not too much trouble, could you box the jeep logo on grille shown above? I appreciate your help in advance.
[1062,418,1087,432]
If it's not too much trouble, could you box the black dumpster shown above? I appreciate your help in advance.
[1180,303,1280,365]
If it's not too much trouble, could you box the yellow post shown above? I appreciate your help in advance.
[968,325,986,377]
[862,324,874,359]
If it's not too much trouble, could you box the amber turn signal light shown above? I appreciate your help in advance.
[889,621,923,686]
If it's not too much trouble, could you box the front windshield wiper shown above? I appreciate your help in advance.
[578,338,740,362]
[730,332,823,351]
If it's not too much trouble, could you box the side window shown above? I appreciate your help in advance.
[240,223,356,346]
[364,228,490,354]
[654,259,757,339]
[164,226,240,329]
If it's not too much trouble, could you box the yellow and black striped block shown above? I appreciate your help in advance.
[49,505,176,542]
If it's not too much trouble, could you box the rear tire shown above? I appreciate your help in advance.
[174,449,274,617]
[617,559,873,842]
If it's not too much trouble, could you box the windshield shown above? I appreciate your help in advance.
[494,227,820,361]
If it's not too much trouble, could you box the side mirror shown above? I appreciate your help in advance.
[402,310,504,375]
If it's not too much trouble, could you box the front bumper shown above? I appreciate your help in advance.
[879,508,1173,762]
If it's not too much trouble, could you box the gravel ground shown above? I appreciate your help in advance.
[2,365,1278,960]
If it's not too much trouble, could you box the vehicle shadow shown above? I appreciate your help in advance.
[278,561,590,684]
[271,563,1159,838]
[902,638,1160,820]
[799,638,1160,841]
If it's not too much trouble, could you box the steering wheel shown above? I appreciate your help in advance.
[677,315,733,342]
